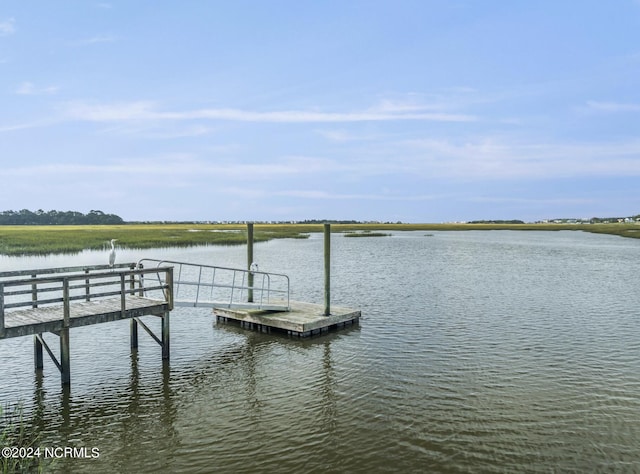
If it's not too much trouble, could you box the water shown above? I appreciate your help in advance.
[1,231,640,473]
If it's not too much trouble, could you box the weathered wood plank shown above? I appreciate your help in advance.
[1,296,168,339]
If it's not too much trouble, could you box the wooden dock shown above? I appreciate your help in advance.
[1,224,361,387]
[215,300,360,337]
[0,263,174,385]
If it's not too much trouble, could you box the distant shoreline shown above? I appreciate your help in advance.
[0,222,638,256]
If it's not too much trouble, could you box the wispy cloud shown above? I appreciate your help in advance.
[62,100,477,124]
[0,18,16,36]
[75,34,118,45]
[401,137,640,179]
[315,129,380,142]
[2,155,346,181]
[586,100,640,112]
[15,81,59,95]
[273,190,443,201]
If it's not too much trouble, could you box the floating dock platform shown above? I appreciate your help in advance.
[214,301,360,337]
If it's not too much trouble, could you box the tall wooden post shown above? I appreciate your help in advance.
[324,223,331,316]
[247,222,254,303]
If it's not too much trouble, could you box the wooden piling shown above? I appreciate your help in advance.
[59,328,70,385]
[130,319,138,350]
[161,312,170,359]
[34,334,43,370]
[247,222,254,303]
[324,223,331,316]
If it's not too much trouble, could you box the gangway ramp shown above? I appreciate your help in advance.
[137,259,290,312]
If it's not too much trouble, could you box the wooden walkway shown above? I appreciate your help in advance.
[0,263,174,385]
[2,295,168,338]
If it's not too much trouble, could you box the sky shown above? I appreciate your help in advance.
[1,1,640,223]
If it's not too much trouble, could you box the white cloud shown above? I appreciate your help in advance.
[401,137,640,179]
[273,190,443,201]
[1,155,346,182]
[315,129,381,142]
[62,101,477,124]
[0,18,16,36]
[75,34,118,45]
[15,81,59,95]
[586,101,640,112]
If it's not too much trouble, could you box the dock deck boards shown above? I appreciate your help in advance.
[2,295,168,339]
[214,300,360,337]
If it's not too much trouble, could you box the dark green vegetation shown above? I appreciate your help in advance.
[0,209,123,225]
[0,223,639,256]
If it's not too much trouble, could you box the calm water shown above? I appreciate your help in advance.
[1,231,640,473]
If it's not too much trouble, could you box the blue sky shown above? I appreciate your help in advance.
[1,1,640,222]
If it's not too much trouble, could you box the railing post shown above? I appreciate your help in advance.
[63,278,70,327]
[0,283,5,338]
[120,273,126,318]
[84,268,90,301]
[137,263,144,296]
[165,267,174,310]
[247,222,254,303]
[129,263,136,294]
[31,274,38,308]
[324,223,331,316]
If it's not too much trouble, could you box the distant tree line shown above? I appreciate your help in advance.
[0,209,124,225]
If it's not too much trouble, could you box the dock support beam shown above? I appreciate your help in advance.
[130,318,139,350]
[34,334,44,370]
[162,312,170,359]
[59,328,71,385]
[324,223,331,316]
[247,222,254,303]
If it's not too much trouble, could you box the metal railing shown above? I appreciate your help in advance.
[0,263,173,336]
[137,259,290,311]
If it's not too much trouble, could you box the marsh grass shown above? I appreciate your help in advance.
[0,224,309,256]
[1,404,46,473]
[0,223,638,256]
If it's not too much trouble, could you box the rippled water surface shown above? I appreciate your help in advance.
[2,231,640,473]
